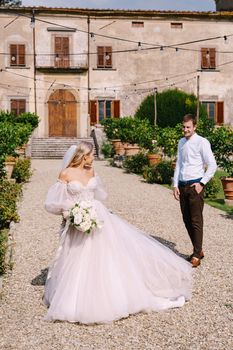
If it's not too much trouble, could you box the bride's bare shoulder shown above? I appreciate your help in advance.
[58,168,70,182]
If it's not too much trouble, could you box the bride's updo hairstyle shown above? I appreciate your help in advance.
[69,141,93,168]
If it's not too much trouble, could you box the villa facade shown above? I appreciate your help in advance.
[0,4,233,138]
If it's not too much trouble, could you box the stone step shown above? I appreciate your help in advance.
[31,137,96,159]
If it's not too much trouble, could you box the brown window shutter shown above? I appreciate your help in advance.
[62,37,70,68]
[55,37,62,67]
[97,46,104,67]
[201,48,209,69]
[209,48,216,69]
[11,99,18,115]
[55,37,62,52]
[18,45,25,66]
[10,44,17,66]
[216,101,224,125]
[113,100,120,118]
[19,99,26,115]
[90,100,97,125]
[105,46,112,67]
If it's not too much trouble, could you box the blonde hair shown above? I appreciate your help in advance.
[69,141,93,168]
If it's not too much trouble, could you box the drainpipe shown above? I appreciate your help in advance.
[87,15,90,136]
[32,9,37,115]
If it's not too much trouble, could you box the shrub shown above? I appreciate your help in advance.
[123,152,149,174]
[0,111,39,129]
[204,176,222,199]
[156,124,182,158]
[100,118,121,140]
[12,158,32,183]
[101,142,115,158]
[135,89,207,127]
[0,229,8,275]
[143,161,174,184]
[209,126,233,177]
[0,179,21,230]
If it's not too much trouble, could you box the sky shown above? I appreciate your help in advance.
[21,0,216,12]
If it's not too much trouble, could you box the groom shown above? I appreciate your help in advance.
[173,114,217,267]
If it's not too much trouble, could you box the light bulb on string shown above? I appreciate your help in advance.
[175,47,179,52]
[224,35,228,44]
[90,32,95,42]
[160,46,164,51]
[30,16,35,29]
[137,42,142,50]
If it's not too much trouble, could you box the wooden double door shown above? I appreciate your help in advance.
[48,90,77,137]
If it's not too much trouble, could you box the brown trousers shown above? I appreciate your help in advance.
[179,185,204,259]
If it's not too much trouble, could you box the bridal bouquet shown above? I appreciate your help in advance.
[69,201,103,234]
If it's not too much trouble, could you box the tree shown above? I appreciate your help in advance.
[135,89,208,128]
[0,0,21,6]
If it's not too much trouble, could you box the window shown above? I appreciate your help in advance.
[132,21,144,28]
[54,36,70,68]
[201,48,216,69]
[201,101,224,125]
[89,100,120,124]
[10,99,26,116]
[170,22,183,29]
[97,46,112,68]
[10,44,25,66]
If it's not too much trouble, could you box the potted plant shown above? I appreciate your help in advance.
[4,155,18,179]
[146,139,163,166]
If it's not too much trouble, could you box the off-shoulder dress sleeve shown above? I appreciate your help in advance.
[94,175,108,201]
[45,181,74,215]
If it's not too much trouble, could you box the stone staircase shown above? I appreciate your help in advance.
[31,137,95,159]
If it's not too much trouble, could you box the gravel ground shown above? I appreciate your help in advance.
[0,159,232,350]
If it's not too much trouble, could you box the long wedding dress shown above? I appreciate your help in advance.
[44,175,192,324]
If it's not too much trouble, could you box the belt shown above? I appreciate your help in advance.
[178,178,202,187]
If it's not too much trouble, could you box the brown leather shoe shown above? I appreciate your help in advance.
[190,257,201,268]
[187,251,204,262]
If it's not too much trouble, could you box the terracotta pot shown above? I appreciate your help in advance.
[111,139,125,155]
[4,161,15,179]
[147,153,162,166]
[124,144,141,157]
[111,139,121,150]
[221,177,233,201]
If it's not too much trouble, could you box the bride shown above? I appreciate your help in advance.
[44,141,192,324]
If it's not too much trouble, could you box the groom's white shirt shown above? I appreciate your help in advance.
[173,133,217,187]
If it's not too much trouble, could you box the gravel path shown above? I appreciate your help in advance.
[0,159,232,350]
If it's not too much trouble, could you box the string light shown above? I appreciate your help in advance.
[30,16,35,29]
[137,42,142,50]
